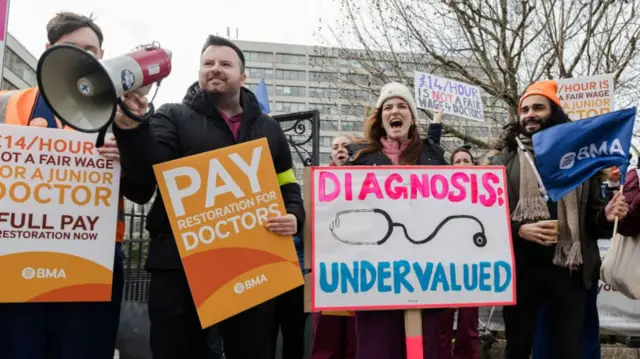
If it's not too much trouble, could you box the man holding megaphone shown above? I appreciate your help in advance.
[0,12,155,359]
[109,36,305,359]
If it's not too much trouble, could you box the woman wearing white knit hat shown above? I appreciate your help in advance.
[346,82,447,359]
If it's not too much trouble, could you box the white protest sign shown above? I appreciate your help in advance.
[311,166,515,310]
[557,74,615,121]
[414,71,484,122]
[0,124,120,302]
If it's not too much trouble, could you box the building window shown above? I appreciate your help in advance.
[341,120,364,132]
[339,58,363,69]
[378,61,393,70]
[309,103,338,115]
[343,73,369,85]
[246,83,274,96]
[340,89,369,101]
[308,87,338,100]
[276,69,306,81]
[276,53,306,65]
[5,48,36,86]
[246,67,273,79]
[371,76,385,85]
[245,51,273,62]
[320,119,340,131]
[274,102,306,113]
[0,79,17,90]
[309,71,336,83]
[309,56,337,67]
[341,105,364,117]
[320,135,332,147]
[320,153,331,164]
[275,86,306,97]
[402,62,419,71]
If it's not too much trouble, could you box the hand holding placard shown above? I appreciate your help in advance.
[153,138,303,328]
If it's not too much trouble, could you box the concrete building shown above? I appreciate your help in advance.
[236,40,501,174]
[1,33,38,90]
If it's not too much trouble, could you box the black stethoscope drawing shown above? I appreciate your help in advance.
[328,208,487,248]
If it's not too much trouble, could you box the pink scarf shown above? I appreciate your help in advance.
[380,136,408,165]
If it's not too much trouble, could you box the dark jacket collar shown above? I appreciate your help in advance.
[182,81,262,120]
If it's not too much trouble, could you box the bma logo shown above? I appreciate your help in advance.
[233,274,268,294]
[21,267,66,280]
[559,139,625,170]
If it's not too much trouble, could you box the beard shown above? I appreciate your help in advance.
[201,70,235,94]
[518,117,556,137]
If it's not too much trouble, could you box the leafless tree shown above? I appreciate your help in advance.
[313,0,640,151]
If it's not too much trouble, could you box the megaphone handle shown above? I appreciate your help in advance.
[95,126,107,148]
[117,97,156,123]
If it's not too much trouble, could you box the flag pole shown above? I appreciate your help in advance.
[404,309,423,359]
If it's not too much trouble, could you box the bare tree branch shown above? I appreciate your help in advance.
[313,0,640,150]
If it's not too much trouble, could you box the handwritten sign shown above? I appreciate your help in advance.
[414,71,484,122]
[153,138,304,328]
[0,124,120,302]
[311,166,515,311]
[557,74,615,121]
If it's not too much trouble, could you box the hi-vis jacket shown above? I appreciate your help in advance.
[0,88,153,243]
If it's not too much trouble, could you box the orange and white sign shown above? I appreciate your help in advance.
[558,74,615,121]
[0,124,120,302]
[153,138,304,328]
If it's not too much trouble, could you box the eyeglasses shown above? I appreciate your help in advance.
[328,208,487,247]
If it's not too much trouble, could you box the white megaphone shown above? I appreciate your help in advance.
[37,42,172,138]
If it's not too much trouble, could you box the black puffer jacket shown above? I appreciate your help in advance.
[113,83,304,270]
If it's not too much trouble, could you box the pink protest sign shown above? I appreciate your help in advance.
[0,0,8,42]
[311,166,516,312]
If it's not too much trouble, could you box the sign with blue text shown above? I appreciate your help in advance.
[414,71,484,122]
[311,166,516,311]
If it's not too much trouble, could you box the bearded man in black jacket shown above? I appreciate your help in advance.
[111,35,304,359]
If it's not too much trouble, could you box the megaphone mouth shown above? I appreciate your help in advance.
[37,43,118,134]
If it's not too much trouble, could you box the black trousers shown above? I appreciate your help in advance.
[148,269,275,359]
[271,285,308,359]
[502,257,588,359]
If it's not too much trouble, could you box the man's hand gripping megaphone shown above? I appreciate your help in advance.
[113,93,150,130]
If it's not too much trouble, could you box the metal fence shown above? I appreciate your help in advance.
[120,110,320,303]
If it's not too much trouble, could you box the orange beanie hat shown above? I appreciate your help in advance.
[518,80,562,112]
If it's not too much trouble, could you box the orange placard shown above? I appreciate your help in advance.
[153,138,303,328]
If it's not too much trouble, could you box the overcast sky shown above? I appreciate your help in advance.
[7,0,338,106]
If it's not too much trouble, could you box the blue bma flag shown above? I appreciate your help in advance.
[254,79,271,114]
[533,107,636,202]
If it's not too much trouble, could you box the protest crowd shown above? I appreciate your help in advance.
[0,10,639,359]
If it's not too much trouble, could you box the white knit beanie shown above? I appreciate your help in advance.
[376,82,418,120]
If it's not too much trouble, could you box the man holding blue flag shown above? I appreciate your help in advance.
[488,80,628,359]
